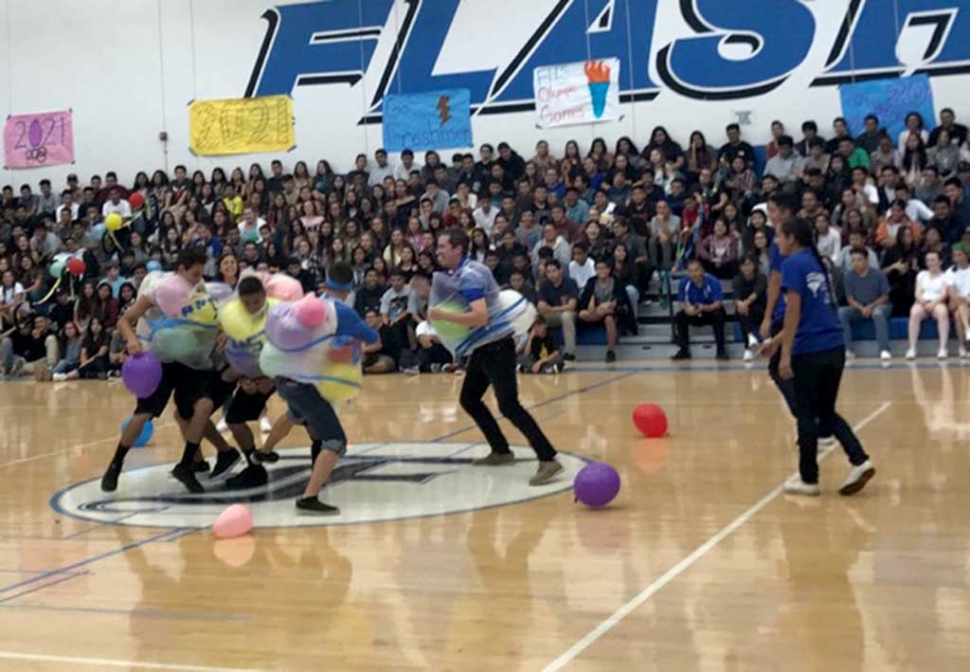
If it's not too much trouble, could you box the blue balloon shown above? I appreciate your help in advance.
[146,260,162,273]
[121,416,154,448]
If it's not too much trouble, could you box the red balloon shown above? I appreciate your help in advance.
[632,403,668,438]
[66,257,86,277]
[129,192,145,210]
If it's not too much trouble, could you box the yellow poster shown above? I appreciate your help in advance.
[189,95,294,156]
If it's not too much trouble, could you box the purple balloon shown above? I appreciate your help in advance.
[122,352,163,399]
[574,462,621,508]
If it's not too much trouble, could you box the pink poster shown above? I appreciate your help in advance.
[3,109,74,169]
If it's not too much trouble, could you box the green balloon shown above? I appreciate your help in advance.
[431,301,471,343]
[49,261,66,278]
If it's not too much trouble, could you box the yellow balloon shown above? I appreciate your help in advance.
[105,213,123,232]
[219,298,275,342]
[318,363,363,404]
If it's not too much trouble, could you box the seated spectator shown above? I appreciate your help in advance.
[814,213,842,262]
[919,225,951,269]
[517,316,563,374]
[532,222,571,272]
[568,243,595,289]
[51,321,83,379]
[508,269,537,304]
[403,321,454,374]
[1,314,59,379]
[839,250,892,360]
[672,258,728,361]
[579,259,636,363]
[53,317,110,380]
[696,217,740,279]
[361,309,398,374]
[836,230,880,274]
[869,134,900,173]
[764,135,802,186]
[648,200,681,272]
[945,244,970,353]
[732,255,767,360]
[875,199,922,250]
[380,268,411,351]
[0,269,24,328]
[537,260,578,361]
[907,250,950,360]
[751,229,772,277]
[883,226,920,316]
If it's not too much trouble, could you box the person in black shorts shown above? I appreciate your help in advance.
[100,249,218,494]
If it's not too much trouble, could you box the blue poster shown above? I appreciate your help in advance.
[382,89,473,153]
[839,74,935,144]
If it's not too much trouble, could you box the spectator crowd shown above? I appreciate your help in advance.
[2,106,970,379]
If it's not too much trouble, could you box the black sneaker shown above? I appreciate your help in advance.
[295,497,340,515]
[210,450,242,479]
[563,353,576,362]
[605,350,617,363]
[227,464,268,490]
[716,349,730,362]
[171,464,204,494]
[251,450,280,465]
[192,460,211,473]
[671,349,692,361]
[101,462,122,493]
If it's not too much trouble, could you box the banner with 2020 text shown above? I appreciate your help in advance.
[533,59,621,128]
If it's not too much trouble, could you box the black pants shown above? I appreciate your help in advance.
[674,309,726,351]
[768,318,799,418]
[459,337,557,461]
[737,305,765,346]
[791,346,869,483]
[418,342,453,372]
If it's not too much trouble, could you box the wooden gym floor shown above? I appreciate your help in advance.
[0,362,967,671]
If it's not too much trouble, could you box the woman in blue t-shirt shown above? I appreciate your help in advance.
[776,217,875,497]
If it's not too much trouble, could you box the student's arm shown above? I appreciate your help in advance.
[428,298,488,328]
[779,289,800,380]
[117,295,153,355]
[761,270,781,338]
[700,277,723,313]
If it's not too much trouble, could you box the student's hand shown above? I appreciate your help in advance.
[427,307,444,322]
[531,361,544,374]
[779,355,793,380]
[861,305,873,319]
[760,338,779,359]
[685,305,699,317]
[759,317,772,340]
[737,302,749,316]
[126,338,142,356]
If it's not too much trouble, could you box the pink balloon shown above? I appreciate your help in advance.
[265,274,304,302]
[212,504,253,539]
[153,274,193,319]
[295,296,325,328]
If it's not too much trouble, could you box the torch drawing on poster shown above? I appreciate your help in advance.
[3,109,75,169]
[533,59,621,129]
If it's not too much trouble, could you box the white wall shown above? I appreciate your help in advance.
[2,0,970,187]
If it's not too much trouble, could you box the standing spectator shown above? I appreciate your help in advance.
[946,243,970,353]
[839,250,892,360]
[732,255,767,360]
[537,260,578,361]
[672,258,728,361]
[907,250,950,360]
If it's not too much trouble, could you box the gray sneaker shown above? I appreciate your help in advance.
[9,357,25,378]
[529,459,564,486]
[472,452,515,466]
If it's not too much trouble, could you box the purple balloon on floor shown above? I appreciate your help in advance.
[574,462,621,508]
[122,352,163,399]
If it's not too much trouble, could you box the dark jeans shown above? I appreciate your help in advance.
[674,308,726,351]
[737,304,766,346]
[769,318,799,418]
[274,377,348,457]
[459,337,557,461]
[791,346,869,483]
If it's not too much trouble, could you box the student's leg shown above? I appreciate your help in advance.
[908,303,926,351]
[710,309,727,352]
[933,303,950,353]
[873,304,892,353]
[560,311,577,356]
[44,334,59,368]
[790,353,823,484]
[815,348,869,467]
[957,300,970,341]
[838,306,858,353]
[260,413,295,454]
[0,336,13,374]
[483,338,559,468]
[604,314,618,350]
[459,345,512,459]
[673,311,690,353]
[625,285,639,319]
[768,322,799,418]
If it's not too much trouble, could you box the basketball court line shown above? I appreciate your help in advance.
[0,651,274,671]
[543,400,892,672]
[0,570,92,605]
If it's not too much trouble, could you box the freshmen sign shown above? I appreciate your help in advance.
[533,59,621,128]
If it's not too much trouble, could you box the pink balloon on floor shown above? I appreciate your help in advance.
[295,296,325,327]
[212,504,253,539]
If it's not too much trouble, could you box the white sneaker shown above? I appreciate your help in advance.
[783,476,820,497]
[839,460,876,496]
[905,348,917,360]
[880,350,892,362]
[747,333,760,349]
[260,417,273,433]
[743,348,755,362]
[846,350,856,360]
[216,418,228,433]
[937,348,948,360]
[961,347,968,359]
[52,372,67,382]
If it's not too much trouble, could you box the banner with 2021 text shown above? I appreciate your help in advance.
[189,95,295,156]
[533,59,621,129]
